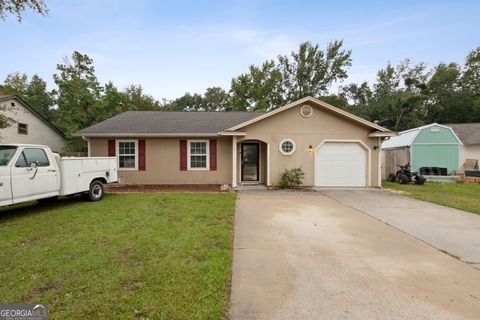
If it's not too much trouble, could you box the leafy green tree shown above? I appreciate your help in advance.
[25,74,55,120]
[1,72,55,121]
[203,87,231,111]
[53,51,103,151]
[162,87,231,111]
[122,84,161,111]
[1,72,28,94]
[162,92,204,111]
[230,60,284,111]
[462,47,480,94]
[0,0,48,21]
[340,60,429,131]
[278,41,352,101]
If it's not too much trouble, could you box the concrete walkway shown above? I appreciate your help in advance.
[321,189,480,269]
[230,191,480,320]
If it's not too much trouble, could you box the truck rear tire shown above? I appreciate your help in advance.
[88,180,104,202]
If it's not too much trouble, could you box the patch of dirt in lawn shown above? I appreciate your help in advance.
[22,282,61,301]
[20,234,50,246]
[105,184,224,193]
[117,244,136,266]
[92,238,109,245]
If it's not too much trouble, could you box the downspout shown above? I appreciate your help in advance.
[82,136,90,157]
[232,136,237,188]
[378,137,382,188]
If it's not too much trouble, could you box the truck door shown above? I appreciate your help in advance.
[0,146,18,206]
[11,147,60,204]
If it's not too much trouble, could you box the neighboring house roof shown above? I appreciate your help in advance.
[225,96,391,133]
[0,94,65,138]
[382,123,462,150]
[74,111,264,137]
[444,123,480,145]
[75,97,393,138]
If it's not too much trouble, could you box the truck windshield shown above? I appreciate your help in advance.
[0,146,18,166]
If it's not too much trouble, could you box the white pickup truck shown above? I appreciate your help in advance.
[0,144,118,207]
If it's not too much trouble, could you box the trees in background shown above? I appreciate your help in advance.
[230,41,351,111]
[0,0,48,21]
[339,47,480,131]
[170,41,352,112]
[1,43,479,150]
[0,72,55,121]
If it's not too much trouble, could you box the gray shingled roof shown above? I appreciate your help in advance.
[445,123,480,145]
[74,111,265,136]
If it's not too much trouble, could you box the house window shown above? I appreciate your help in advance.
[18,123,28,135]
[279,139,296,155]
[117,140,137,170]
[188,140,209,170]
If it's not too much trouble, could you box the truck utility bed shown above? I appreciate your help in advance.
[56,157,118,195]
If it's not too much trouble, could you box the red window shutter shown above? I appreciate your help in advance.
[139,140,146,171]
[108,139,116,156]
[180,140,187,171]
[209,139,217,171]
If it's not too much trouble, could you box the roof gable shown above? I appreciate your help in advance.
[225,97,391,133]
[0,95,65,138]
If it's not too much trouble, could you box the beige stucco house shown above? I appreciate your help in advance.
[75,97,393,187]
[0,95,65,152]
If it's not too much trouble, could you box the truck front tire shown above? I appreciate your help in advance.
[88,180,104,202]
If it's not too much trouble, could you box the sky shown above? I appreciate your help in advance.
[1,0,479,100]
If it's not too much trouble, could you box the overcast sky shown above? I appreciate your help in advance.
[2,0,479,100]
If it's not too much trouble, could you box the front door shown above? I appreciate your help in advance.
[241,143,259,182]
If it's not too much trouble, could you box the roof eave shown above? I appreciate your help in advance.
[218,131,247,136]
[368,131,397,138]
[74,133,222,138]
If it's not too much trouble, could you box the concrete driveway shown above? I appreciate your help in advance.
[321,189,480,269]
[230,191,480,320]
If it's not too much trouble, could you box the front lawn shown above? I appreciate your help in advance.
[383,181,480,215]
[0,193,236,319]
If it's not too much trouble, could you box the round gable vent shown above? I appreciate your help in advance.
[300,104,313,118]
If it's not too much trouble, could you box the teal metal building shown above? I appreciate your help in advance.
[382,123,462,176]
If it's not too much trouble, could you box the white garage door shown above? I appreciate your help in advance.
[315,142,367,187]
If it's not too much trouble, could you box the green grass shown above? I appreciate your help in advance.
[383,181,480,215]
[0,193,236,319]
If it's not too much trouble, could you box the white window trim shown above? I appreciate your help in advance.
[116,140,138,171]
[279,139,296,156]
[187,139,210,171]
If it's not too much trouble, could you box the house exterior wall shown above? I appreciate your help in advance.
[460,145,480,165]
[237,102,381,187]
[410,125,460,174]
[89,137,232,184]
[0,98,65,152]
